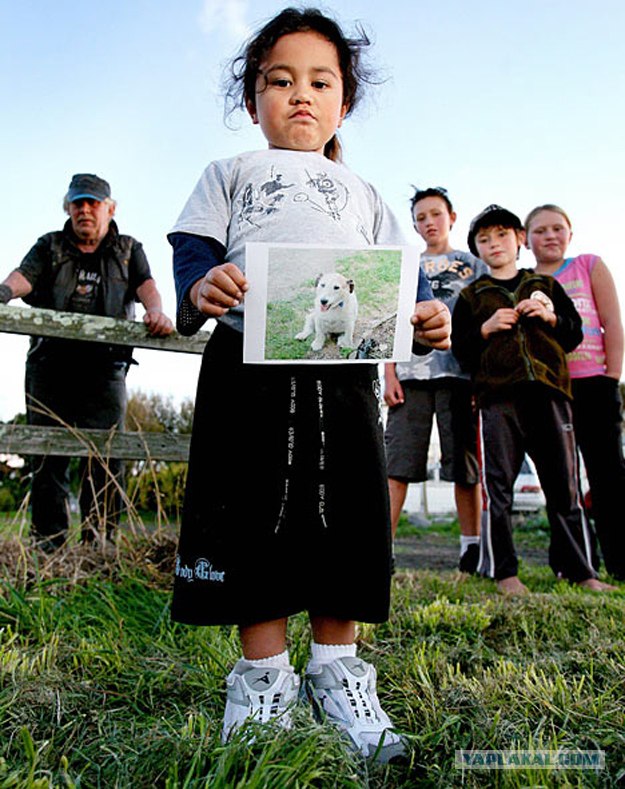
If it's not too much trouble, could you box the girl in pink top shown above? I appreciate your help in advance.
[525,204,625,581]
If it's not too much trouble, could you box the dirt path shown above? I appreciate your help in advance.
[395,531,548,572]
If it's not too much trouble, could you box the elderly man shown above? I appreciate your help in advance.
[0,173,173,550]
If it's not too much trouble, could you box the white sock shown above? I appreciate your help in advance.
[460,535,480,556]
[241,649,292,671]
[308,641,357,672]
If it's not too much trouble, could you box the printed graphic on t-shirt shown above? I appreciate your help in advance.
[420,254,478,303]
[298,169,349,221]
[238,168,295,229]
[237,166,350,229]
[69,261,102,314]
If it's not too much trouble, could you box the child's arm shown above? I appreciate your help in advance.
[170,232,228,335]
[591,258,624,379]
[451,299,514,373]
[170,232,248,332]
[411,300,451,351]
[409,269,438,355]
[383,363,404,406]
[480,308,519,339]
[516,298,557,328]
[190,263,248,318]
[532,280,583,353]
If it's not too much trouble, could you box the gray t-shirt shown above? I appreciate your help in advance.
[171,149,407,332]
[396,249,488,380]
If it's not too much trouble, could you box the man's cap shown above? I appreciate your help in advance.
[467,204,523,256]
[66,173,111,203]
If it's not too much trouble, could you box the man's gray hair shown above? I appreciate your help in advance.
[63,195,116,213]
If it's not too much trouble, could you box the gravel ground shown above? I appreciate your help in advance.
[394,528,549,573]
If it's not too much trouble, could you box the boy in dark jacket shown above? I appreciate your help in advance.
[452,205,614,594]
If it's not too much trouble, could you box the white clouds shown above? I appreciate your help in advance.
[199,0,251,40]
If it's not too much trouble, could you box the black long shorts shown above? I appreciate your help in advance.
[171,323,392,627]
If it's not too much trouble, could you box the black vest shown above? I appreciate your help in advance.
[24,223,135,320]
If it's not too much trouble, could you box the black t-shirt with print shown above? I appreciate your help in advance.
[68,250,104,315]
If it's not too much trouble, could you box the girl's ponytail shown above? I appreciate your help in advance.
[324,135,342,163]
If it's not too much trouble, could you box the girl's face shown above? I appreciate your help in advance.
[247,31,348,155]
[526,209,572,265]
[413,196,456,250]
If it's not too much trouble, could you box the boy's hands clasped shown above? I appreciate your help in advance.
[516,297,556,326]
[481,298,556,339]
[192,263,249,317]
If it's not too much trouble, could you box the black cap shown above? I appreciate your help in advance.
[467,204,523,256]
[66,173,111,203]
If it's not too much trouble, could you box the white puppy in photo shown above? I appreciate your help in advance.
[296,272,358,352]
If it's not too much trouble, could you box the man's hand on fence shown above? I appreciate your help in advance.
[143,309,174,337]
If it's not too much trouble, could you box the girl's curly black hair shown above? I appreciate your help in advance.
[224,7,376,162]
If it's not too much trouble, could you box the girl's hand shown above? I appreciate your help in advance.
[481,308,518,338]
[591,258,624,380]
[516,298,556,327]
[192,263,249,317]
[411,299,451,350]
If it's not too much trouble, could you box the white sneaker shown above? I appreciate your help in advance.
[303,656,406,763]
[221,660,300,743]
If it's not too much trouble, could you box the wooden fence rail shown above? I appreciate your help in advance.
[0,303,209,354]
[0,303,209,461]
[0,424,191,462]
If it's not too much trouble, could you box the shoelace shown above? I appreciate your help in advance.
[250,691,285,721]
[341,677,376,723]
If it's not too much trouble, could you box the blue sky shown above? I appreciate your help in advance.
[1,0,624,419]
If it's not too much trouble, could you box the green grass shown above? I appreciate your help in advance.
[1,518,624,787]
[337,250,402,315]
[266,297,314,360]
[395,513,459,538]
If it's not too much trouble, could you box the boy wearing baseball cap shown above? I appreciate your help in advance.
[451,205,614,594]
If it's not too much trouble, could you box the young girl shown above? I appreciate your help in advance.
[168,7,450,761]
[525,205,625,581]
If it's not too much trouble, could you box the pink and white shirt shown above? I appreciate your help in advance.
[553,254,605,378]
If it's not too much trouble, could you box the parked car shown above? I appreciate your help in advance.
[512,456,545,513]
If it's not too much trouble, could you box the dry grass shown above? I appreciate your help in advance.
[0,528,178,590]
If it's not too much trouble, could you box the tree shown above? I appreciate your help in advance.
[125,391,194,518]
[126,390,194,434]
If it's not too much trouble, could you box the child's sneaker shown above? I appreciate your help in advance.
[459,542,480,574]
[303,656,406,763]
[221,660,300,743]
